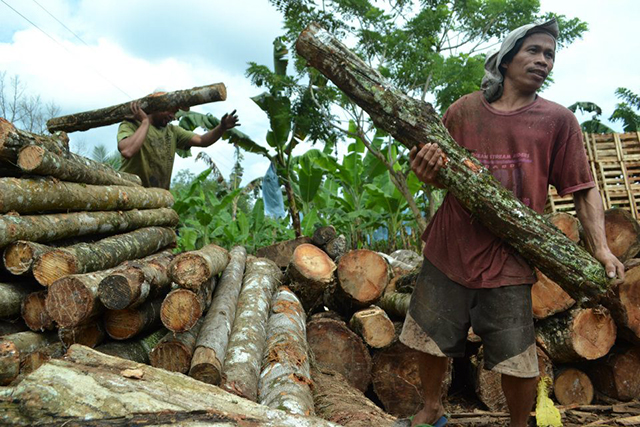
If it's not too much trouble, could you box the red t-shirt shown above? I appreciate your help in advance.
[423,91,595,288]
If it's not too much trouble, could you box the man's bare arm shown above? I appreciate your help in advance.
[118,101,150,159]
[189,110,240,148]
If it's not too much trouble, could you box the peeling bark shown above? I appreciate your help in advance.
[169,243,229,291]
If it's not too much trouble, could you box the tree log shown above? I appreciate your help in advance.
[3,240,52,276]
[554,368,594,406]
[58,320,105,349]
[21,291,55,331]
[0,320,28,336]
[0,344,340,427]
[295,23,610,303]
[95,328,167,364]
[602,261,640,344]
[324,235,347,261]
[46,83,227,133]
[588,347,640,401]
[19,341,65,376]
[258,286,314,416]
[33,227,176,286]
[98,249,174,310]
[256,236,313,268]
[104,298,163,340]
[0,281,34,319]
[536,305,616,363]
[149,318,204,374]
[307,317,371,393]
[189,246,246,384]
[18,145,142,187]
[531,268,576,320]
[312,366,396,427]
[160,277,216,333]
[0,331,58,385]
[334,249,389,310]
[605,208,640,263]
[312,225,337,247]
[0,177,173,215]
[349,306,395,348]
[169,243,229,291]
[287,243,336,313]
[0,207,179,248]
[390,268,419,294]
[377,291,411,319]
[548,212,581,243]
[389,249,422,269]
[222,257,282,401]
[0,117,69,163]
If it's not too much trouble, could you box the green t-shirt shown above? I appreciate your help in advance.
[117,120,194,189]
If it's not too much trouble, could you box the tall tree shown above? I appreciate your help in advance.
[0,72,60,134]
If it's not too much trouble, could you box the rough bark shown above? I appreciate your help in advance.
[21,291,55,331]
[256,236,313,268]
[376,291,411,319]
[287,243,336,313]
[0,344,340,427]
[349,306,395,349]
[601,261,640,343]
[160,277,216,333]
[222,258,282,401]
[307,317,371,393]
[312,226,337,247]
[324,235,347,261]
[169,243,230,291]
[46,83,227,133]
[189,246,246,384]
[536,305,617,363]
[548,212,581,243]
[0,331,58,385]
[95,328,167,364]
[389,249,422,269]
[295,23,611,303]
[258,286,314,416]
[104,298,163,340]
[588,347,640,401]
[334,249,389,309]
[531,268,576,320]
[0,207,179,248]
[388,268,419,294]
[312,367,396,427]
[33,227,176,286]
[0,281,33,319]
[58,320,105,349]
[605,208,640,263]
[0,177,173,215]
[17,145,142,187]
[3,240,53,276]
[98,250,174,310]
[150,318,204,374]
[554,368,594,406]
[0,117,69,164]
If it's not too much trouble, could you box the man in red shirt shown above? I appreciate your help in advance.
[400,18,624,427]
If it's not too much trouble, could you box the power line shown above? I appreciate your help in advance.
[31,0,91,48]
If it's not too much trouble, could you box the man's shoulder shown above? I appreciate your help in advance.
[449,91,484,110]
[536,96,575,119]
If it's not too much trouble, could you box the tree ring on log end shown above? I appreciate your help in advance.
[45,279,94,328]
[149,341,193,374]
[160,289,202,332]
[3,241,34,275]
[337,250,389,304]
[172,254,211,290]
[572,308,616,360]
[34,250,77,286]
[99,272,140,310]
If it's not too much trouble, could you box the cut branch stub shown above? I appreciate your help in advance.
[295,22,611,303]
[349,306,395,348]
[169,244,229,291]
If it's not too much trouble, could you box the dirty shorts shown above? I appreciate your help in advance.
[399,259,539,378]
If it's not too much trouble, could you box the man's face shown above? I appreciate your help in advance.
[152,109,178,127]
[501,33,556,93]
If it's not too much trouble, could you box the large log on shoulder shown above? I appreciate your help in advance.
[46,83,227,133]
[296,23,610,303]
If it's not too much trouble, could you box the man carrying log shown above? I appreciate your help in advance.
[401,19,624,427]
[117,90,239,189]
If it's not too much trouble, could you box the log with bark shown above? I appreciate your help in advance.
[104,298,163,340]
[601,259,640,345]
[554,368,594,406]
[389,249,422,269]
[536,305,617,363]
[295,23,611,303]
[0,117,69,163]
[222,257,282,401]
[605,208,640,263]
[0,177,173,214]
[149,318,204,374]
[46,83,227,133]
[312,225,337,247]
[0,207,179,248]
[256,236,313,268]
[287,243,336,313]
[3,241,53,276]
[189,246,246,384]
[390,268,420,294]
[0,331,58,385]
[587,347,640,401]
[20,291,55,331]
[258,286,314,416]
[18,145,142,187]
[0,344,340,427]
[349,305,395,349]
[0,320,28,336]
[324,235,347,261]
[94,328,167,364]
[312,366,396,427]
[377,291,411,319]
[160,277,216,333]
[307,316,372,393]
[98,249,174,310]
[0,281,34,319]
[531,268,576,320]
[169,243,229,291]
[58,319,105,348]
[19,341,65,376]
[33,226,176,286]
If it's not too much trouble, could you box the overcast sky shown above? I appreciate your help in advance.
[0,0,638,185]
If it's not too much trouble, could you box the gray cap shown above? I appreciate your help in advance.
[481,18,559,102]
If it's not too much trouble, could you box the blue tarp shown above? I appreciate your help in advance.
[262,162,287,219]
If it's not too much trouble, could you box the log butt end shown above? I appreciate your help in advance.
[160,289,201,333]
[21,291,55,332]
[553,368,593,405]
[189,347,222,384]
[45,278,94,328]
[573,307,616,360]
[34,250,77,287]
[170,254,210,290]
[104,309,144,340]
[338,249,389,305]
[99,274,137,311]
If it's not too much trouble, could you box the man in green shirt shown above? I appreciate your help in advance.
[117,99,239,189]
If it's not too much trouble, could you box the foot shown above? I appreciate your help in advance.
[411,405,445,426]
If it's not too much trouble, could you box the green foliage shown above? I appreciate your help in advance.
[91,144,122,170]
[568,101,615,133]
[610,88,640,132]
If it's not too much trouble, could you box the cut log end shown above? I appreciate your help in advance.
[547,212,581,243]
[554,368,593,406]
[160,289,202,333]
[98,272,139,310]
[45,278,94,328]
[531,269,575,320]
[290,243,336,283]
[350,306,395,348]
[104,309,145,340]
[338,250,389,305]
[3,241,36,275]
[21,291,55,331]
[572,308,617,360]
[605,209,640,262]
[58,321,105,349]
[33,250,77,287]
[189,347,222,384]
[170,254,211,290]
[15,145,44,172]
[149,341,194,374]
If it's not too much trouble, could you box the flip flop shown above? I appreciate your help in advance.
[393,415,448,427]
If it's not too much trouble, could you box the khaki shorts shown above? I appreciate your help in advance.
[399,259,539,378]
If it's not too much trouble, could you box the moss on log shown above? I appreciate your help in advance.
[46,83,227,133]
[169,243,229,291]
[295,23,611,303]
[95,328,167,364]
[0,207,179,248]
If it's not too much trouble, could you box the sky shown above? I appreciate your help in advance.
[0,0,638,186]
